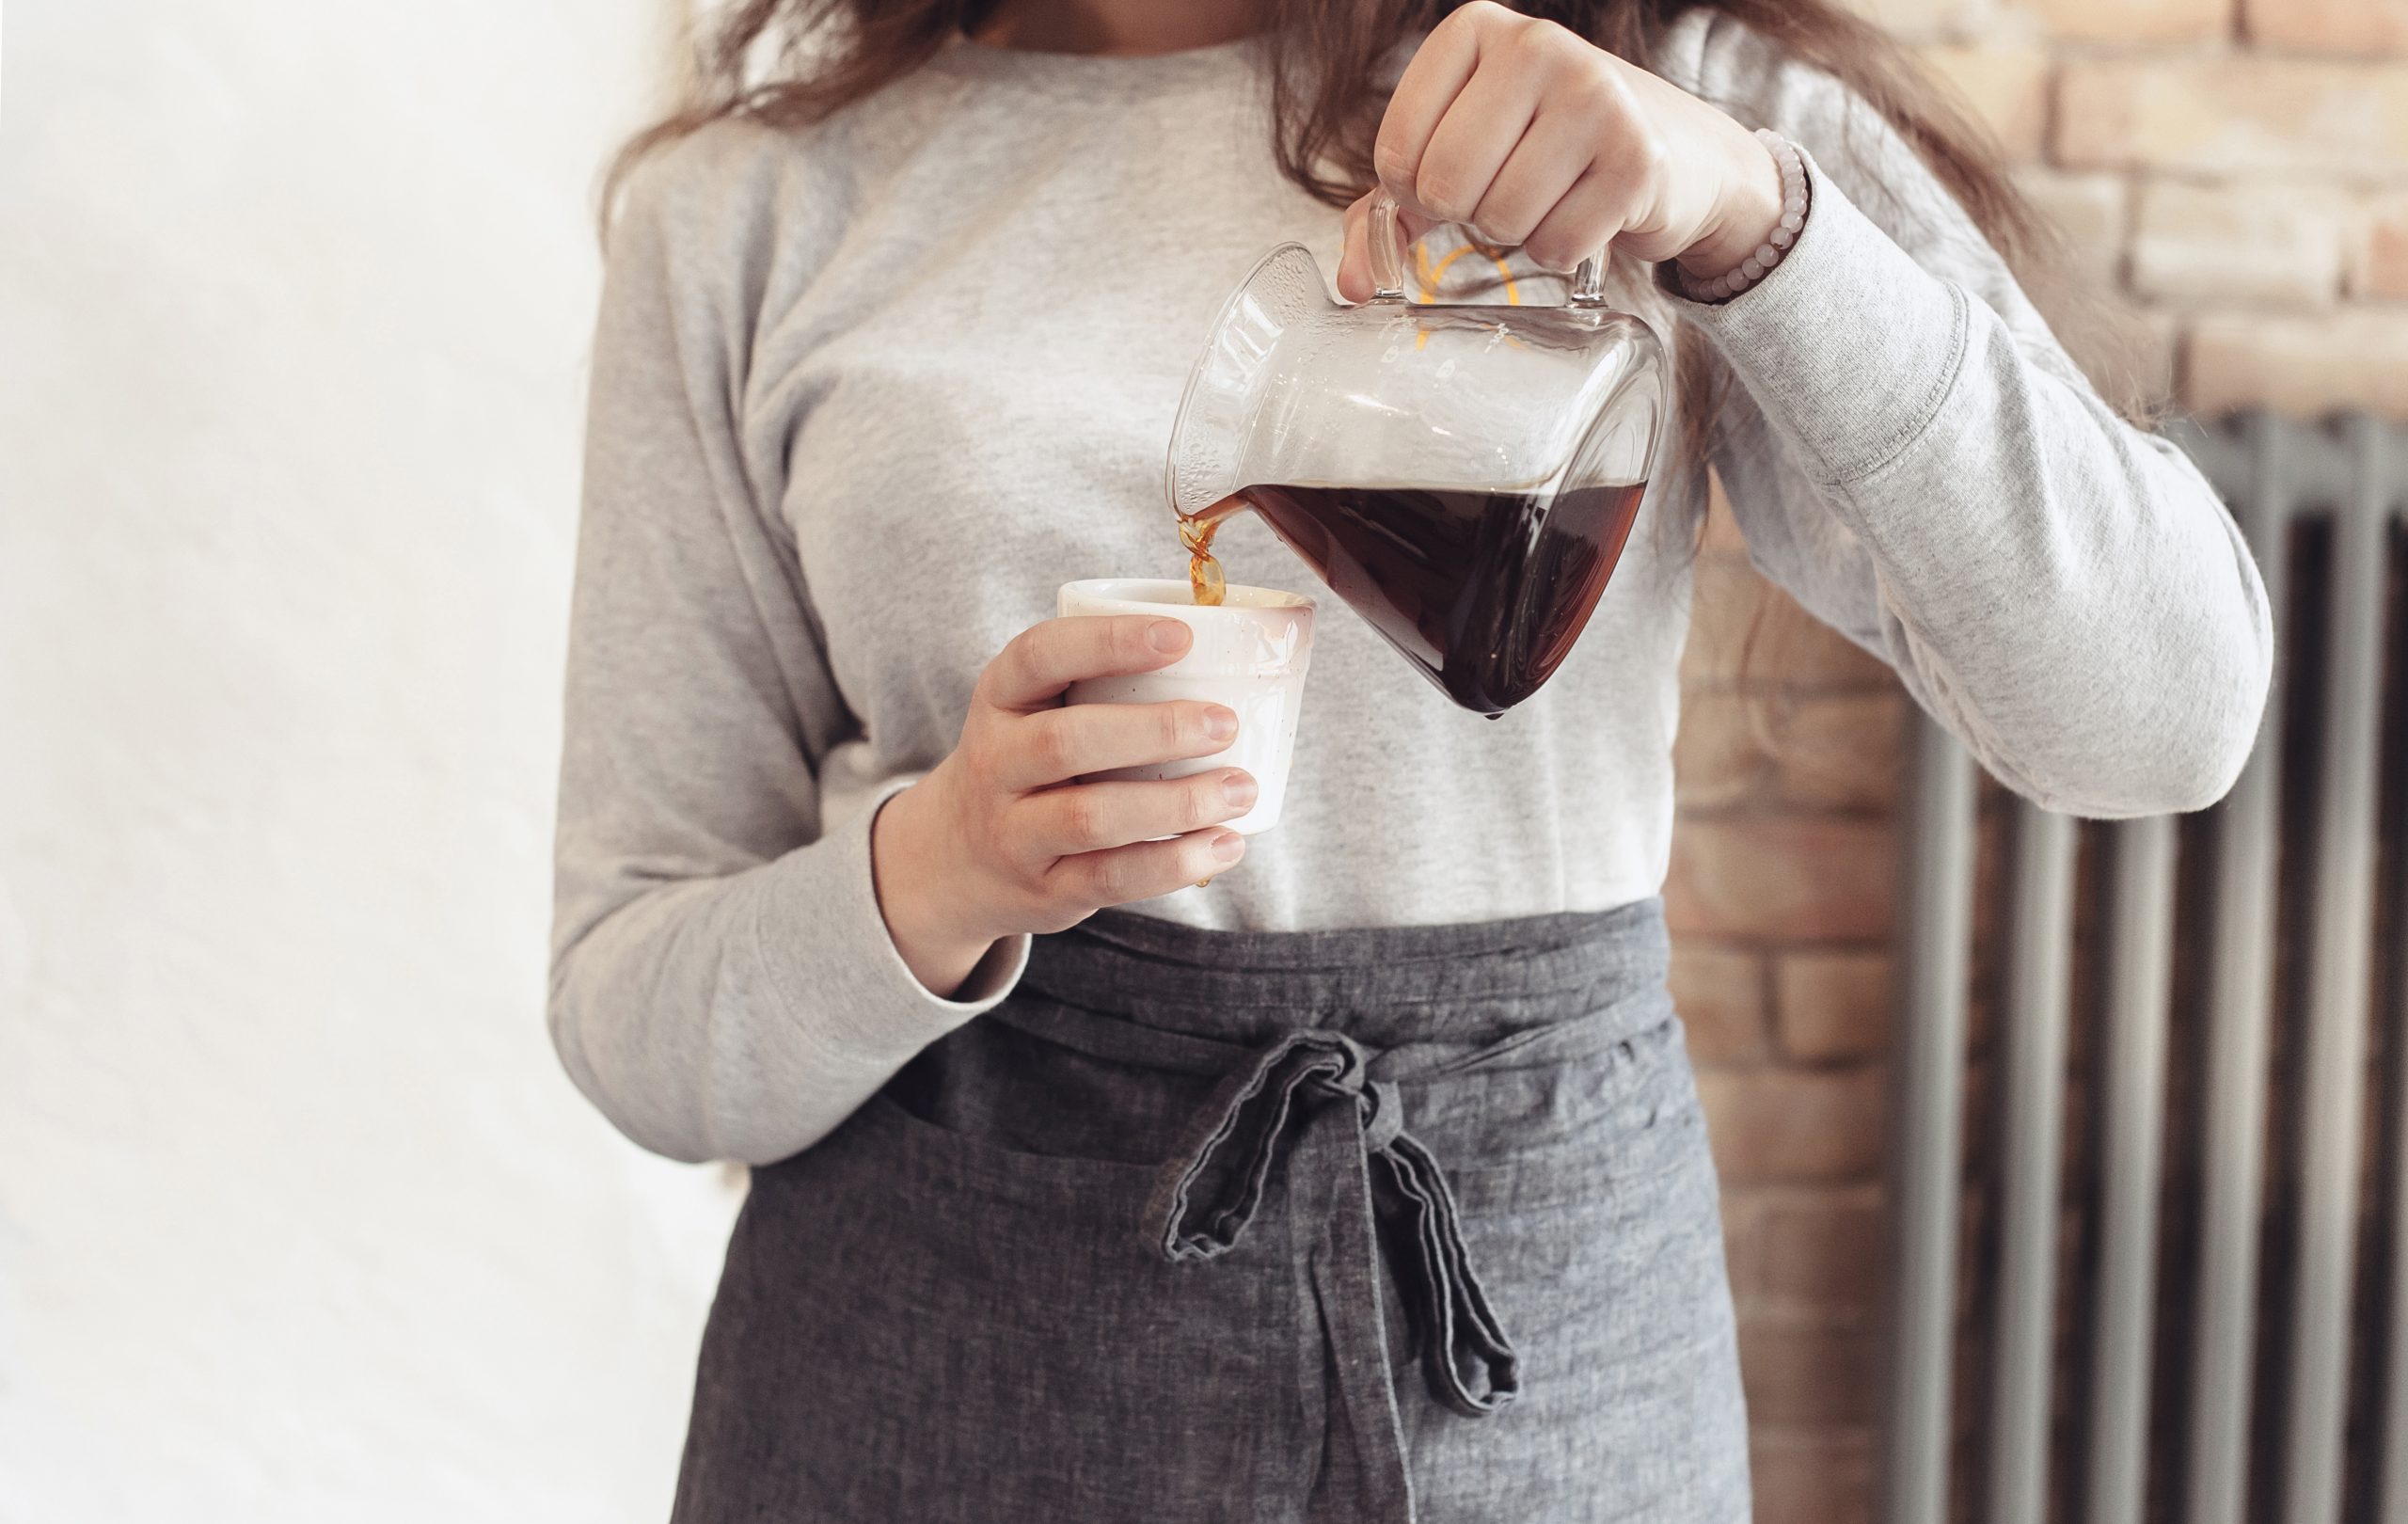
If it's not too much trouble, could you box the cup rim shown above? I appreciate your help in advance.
[1058,578,1314,615]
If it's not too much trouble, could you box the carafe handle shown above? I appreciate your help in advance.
[1366,187,1608,307]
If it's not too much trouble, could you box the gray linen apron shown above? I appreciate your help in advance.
[670,899,1751,1523]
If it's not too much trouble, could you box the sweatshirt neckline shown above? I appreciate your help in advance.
[926,30,1262,89]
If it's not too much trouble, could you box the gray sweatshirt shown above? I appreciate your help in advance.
[548,13,2273,1166]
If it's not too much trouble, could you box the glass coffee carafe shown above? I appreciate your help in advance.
[1167,190,1669,716]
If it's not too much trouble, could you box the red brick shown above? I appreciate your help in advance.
[1678,691,1903,814]
[1751,1195,1888,1312]
[2016,169,2129,283]
[1670,939,1769,1065]
[2351,193,2408,297]
[2182,310,2408,418]
[2130,180,2347,306]
[1675,688,1897,814]
[1738,1316,1880,1424]
[2055,57,2408,177]
[1773,692,1907,813]
[1721,1191,1763,1301]
[1665,818,1897,941]
[2245,0,2408,52]
[1698,1067,1889,1183]
[1753,1427,1876,1524]
[1673,691,1775,811]
[1919,42,2052,161]
[2022,0,2232,40]
[1682,560,1894,694]
[1777,950,1893,1061]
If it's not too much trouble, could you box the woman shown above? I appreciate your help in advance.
[549,0,2271,1517]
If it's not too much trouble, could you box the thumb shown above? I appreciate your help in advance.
[1335,193,1439,303]
[1335,192,1377,303]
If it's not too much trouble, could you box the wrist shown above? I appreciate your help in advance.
[1673,129,1811,303]
[1676,122,1784,281]
[869,778,1002,998]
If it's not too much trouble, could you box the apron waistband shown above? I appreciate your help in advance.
[1020,899,1672,1042]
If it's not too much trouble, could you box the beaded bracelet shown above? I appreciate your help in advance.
[1675,128,1810,305]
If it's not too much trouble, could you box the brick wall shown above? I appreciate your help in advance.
[1670,1,2408,1516]
[1672,486,1904,1521]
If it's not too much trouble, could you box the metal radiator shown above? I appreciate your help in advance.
[1877,414,2408,1524]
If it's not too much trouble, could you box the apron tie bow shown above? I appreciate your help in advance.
[1140,1027,1521,1418]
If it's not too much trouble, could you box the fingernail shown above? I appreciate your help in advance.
[1147,619,1189,654]
[1203,706,1238,742]
[1221,770,1258,808]
[1211,831,1245,863]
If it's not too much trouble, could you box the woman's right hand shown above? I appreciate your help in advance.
[869,614,1257,997]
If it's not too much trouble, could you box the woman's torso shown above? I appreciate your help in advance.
[713,36,1706,931]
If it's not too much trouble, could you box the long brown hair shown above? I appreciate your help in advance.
[609,0,2147,418]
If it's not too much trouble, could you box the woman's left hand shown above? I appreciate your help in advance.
[1335,1,1785,301]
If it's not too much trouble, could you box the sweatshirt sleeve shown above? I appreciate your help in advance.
[547,135,1027,1167]
[1662,20,2273,818]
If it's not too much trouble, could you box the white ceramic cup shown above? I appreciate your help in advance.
[1055,578,1317,835]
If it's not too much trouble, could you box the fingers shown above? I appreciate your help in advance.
[994,699,1239,791]
[1523,160,1650,275]
[1373,4,1492,199]
[1525,66,1666,266]
[1049,829,1249,908]
[981,615,1192,712]
[1370,7,1687,273]
[1462,101,1599,247]
[1016,770,1259,857]
[1380,7,1595,229]
[1410,50,1542,227]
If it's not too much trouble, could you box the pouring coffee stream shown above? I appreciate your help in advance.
[1167,189,1668,717]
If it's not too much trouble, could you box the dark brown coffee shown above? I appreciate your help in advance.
[1180,480,1645,716]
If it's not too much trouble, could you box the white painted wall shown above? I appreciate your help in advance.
[0,4,747,1518]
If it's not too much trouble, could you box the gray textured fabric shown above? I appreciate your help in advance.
[547,11,2271,1167]
[670,899,1746,1523]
